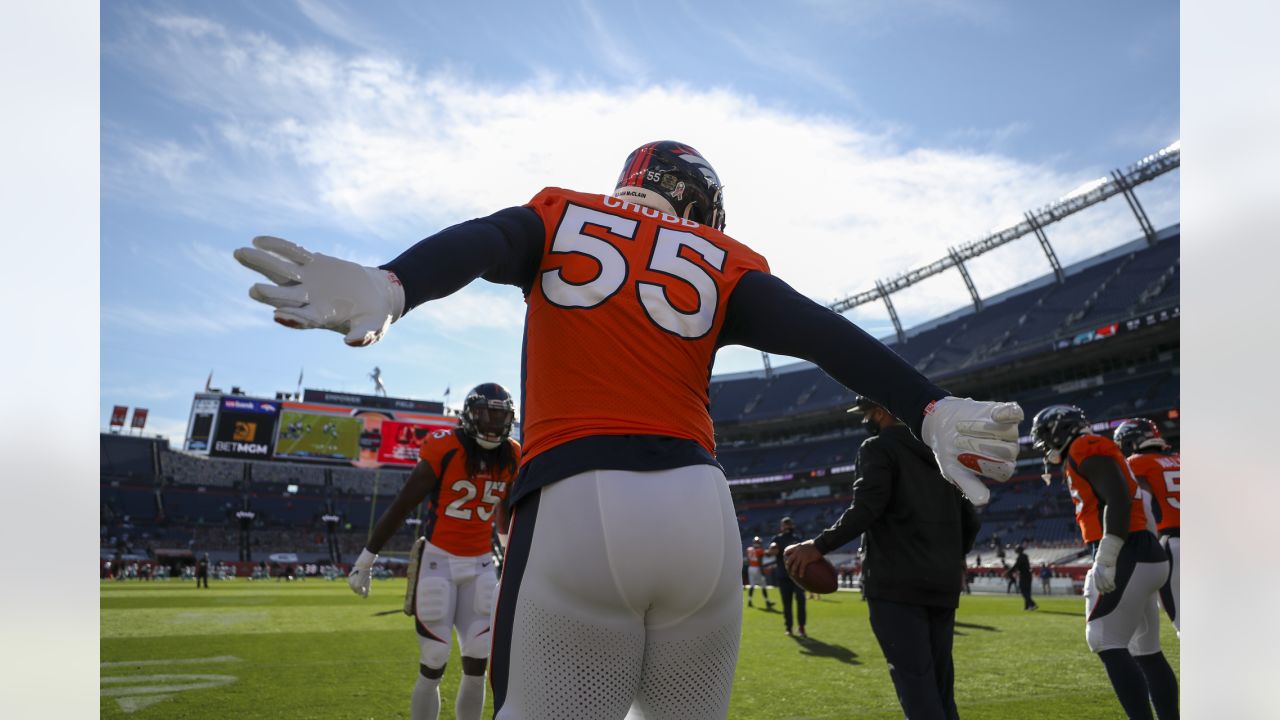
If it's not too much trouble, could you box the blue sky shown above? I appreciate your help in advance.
[100,0,1180,444]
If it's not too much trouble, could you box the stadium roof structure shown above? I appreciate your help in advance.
[824,140,1180,345]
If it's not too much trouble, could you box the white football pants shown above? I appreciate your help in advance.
[490,465,742,720]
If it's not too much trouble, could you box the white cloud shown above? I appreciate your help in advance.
[102,298,271,336]
[407,285,528,332]
[106,11,1178,354]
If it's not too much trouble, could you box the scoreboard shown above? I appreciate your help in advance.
[184,390,455,468]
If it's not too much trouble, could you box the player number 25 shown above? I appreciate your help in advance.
[540,203,727,339]
[444,479,503,521]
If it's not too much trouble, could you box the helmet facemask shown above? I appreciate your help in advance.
[460,385,515,450]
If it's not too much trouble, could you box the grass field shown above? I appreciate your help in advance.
[101,579,1178,719]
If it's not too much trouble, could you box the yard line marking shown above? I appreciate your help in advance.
[101,659,241,713]
[101,674,238,696]
[101,655,241,668]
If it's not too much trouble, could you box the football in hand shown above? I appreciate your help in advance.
[788,556,839,594]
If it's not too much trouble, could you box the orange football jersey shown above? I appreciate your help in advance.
[1064,434,1149,543]
[746,546,764,568]
[520,188,770,463]
[418,429,520,557]
[1126,451,1180,532]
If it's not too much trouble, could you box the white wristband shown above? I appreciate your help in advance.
[371,268,405,323]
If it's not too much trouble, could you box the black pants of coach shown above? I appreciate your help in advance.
[867,598,959,720]
[778,579,807,631]
[1019,577,1036,609]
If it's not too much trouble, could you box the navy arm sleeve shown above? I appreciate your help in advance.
[718,271,947,438]
[380,206,544,312]
[812,441,893,554]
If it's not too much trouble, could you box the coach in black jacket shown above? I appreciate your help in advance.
[786,396,980,720]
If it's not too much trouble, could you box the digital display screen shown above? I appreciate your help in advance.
[376,420,455,465]
[274,411,364,462]
[209,399,280,459]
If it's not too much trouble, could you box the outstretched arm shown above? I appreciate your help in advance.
[718,271,944,439]
[382,207,545,309]
[235,207,544,346]
[719,271,1022,504]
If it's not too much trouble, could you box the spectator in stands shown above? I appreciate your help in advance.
[1014,546,1037,610]
[766,517,807,637]
[785,396,980,720]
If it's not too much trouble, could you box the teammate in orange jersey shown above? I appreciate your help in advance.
[346,383,519,720]
[1032,406,1178,720]
[745,537,774,609]
[237,141,1023,720]
[1115,418,1180,634]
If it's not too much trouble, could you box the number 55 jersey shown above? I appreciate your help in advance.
[418,429,519,557]
[520,187,770,469]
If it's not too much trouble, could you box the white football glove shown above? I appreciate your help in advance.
[1090,534,1123,595]
[234,236,405,347]
[348,548,378,598]
[920,397,1024,506]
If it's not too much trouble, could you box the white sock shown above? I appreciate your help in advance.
[411,673,441,720]
[455,674,486,720]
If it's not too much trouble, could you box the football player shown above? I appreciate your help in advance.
[1032,406,1178,720]
[237,140,1023,720]
[1115,418,1180,634]
[744,537,773,609]
[347,383,519,720]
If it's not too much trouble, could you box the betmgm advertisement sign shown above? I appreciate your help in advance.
[209,398,281,459]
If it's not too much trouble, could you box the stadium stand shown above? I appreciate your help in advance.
[102,225,1178,582]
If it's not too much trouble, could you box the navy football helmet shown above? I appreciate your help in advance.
[1113,418,1168,456]
[614,141,726,230]
[459,383,515,450]
[1030,405,1089,463]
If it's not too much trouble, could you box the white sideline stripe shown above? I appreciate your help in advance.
[101,655,241,668]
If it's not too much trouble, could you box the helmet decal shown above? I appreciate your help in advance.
[614,140,727,231]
